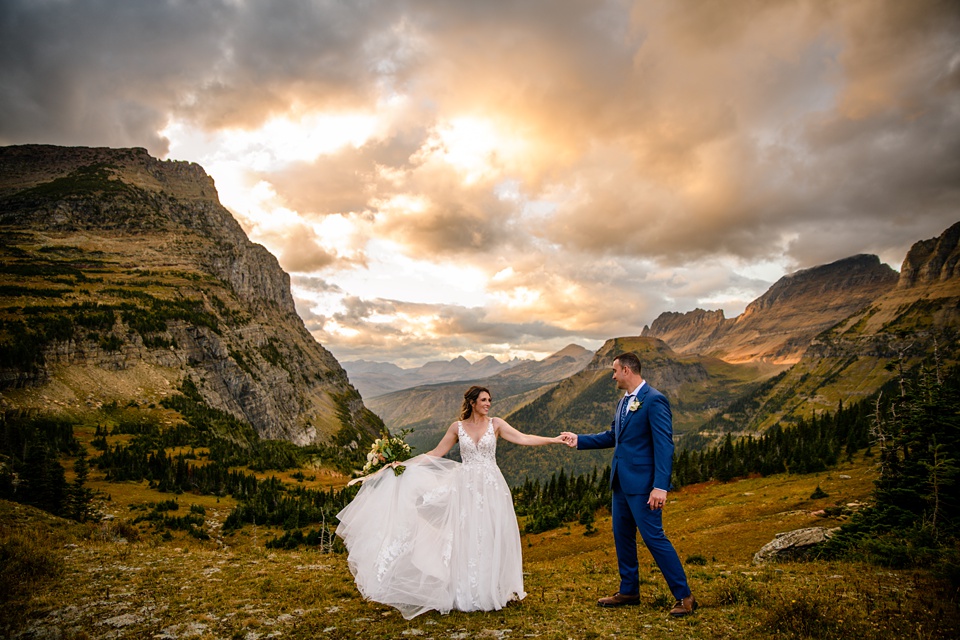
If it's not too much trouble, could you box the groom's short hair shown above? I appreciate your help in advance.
[614,352,642,375]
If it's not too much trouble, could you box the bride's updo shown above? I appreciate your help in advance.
[460,385,491,421]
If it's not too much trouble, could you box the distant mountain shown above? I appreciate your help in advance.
[493,344,596,384]
[366,344,594,455]
[643,254,898,364]
[0,144,382,448]
[342,354,524,398]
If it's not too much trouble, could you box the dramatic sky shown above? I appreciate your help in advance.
[3,1,959,367]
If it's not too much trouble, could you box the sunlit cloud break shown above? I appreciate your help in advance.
[2,0,959,366]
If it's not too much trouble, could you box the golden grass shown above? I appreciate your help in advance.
[2,453,957,640]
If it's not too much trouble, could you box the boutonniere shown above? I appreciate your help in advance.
[628,399,642,412]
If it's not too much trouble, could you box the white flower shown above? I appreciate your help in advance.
[628,399,642,412]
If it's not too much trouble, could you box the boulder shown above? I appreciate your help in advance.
[752,526,840,564]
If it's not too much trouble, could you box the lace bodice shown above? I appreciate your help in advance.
[458,419,497,467]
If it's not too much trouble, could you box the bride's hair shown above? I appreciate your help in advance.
[460,385,491,421]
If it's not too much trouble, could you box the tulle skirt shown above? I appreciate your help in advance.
[335,454,526,619]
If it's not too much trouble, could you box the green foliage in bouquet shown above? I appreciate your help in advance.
[360,428,414,477]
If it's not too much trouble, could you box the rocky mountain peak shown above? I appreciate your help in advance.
[898,221,960,288]
[0,144,296,316]
[742,254,896,316]
[641,309,726,354]
[644,254,898,364]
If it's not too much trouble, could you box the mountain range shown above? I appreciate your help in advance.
[0,144,381,448]
[641,254,898,364]
[366,344,594,454]
[2,144,957,484]
[342,354,525,398]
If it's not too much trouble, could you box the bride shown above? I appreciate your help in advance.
[335,385,565,619]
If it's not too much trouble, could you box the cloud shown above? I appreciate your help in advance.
[2,0,959,365]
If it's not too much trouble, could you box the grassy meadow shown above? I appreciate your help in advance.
[3,450,958,640]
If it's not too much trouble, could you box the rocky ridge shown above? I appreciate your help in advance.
[0,144,381,447]
[643,254,899,364]
[898,220,960,288]
[711,221,960,431]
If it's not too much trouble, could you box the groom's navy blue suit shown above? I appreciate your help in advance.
[577,383,691,600]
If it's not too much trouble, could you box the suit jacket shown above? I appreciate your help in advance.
[577,383,674,495]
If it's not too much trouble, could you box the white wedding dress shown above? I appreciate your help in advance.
[335,419,526,619]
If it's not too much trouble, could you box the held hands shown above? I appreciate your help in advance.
[559,432,578,448]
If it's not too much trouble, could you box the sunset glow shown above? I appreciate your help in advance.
[3,0,958,367]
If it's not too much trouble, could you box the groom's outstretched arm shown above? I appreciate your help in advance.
[567,428,615,450]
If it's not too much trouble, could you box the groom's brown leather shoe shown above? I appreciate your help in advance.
[597,592,641,607]
[669,594,698,616]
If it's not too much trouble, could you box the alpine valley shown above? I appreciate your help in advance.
[1,144,958,485]
[2,145,959,640]
[372,223,960,485]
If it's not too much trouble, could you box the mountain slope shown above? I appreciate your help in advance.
[706,221,960,432]
[644,254,898,364]
[0,144,381,447]
[342,354,524,399]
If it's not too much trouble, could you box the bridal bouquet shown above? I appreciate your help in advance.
[354,428,414,483]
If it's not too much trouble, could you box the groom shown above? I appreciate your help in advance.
[561,351,696,616]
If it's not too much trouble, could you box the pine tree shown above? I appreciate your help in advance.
[69,448,95,522]
[20,441,68,516]
[825,362,960,565]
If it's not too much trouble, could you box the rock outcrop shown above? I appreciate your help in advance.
[898,220,960,288]
[0,144,381,447]
[753,527,839,564]
[641,309,727,357]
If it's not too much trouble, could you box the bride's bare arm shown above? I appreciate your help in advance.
[494,418,565,446]
[423,422,460,457]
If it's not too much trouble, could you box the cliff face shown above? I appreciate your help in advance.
[644,254,899,364]
[641,309,726,356]
[810,221,960,352]
[0,144,381,447]
[898,221,960,288]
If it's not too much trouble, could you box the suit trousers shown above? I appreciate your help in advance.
[611,477,690,600]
